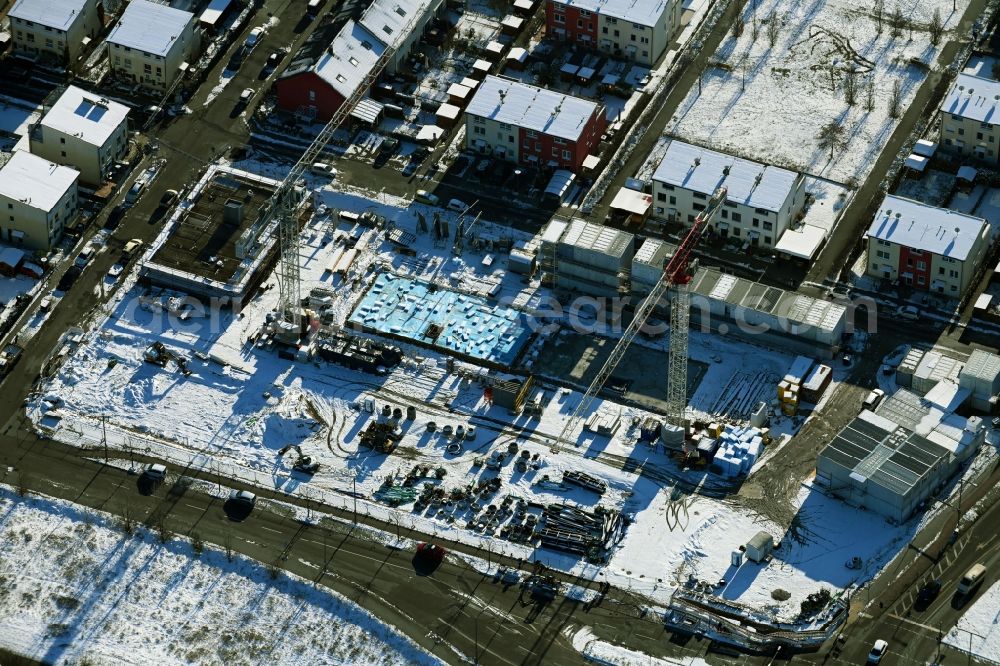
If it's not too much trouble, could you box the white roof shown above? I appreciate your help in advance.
[554,0,667,26]
[867,195,988,261]
[0,151,78,212]
[359,0,432,51]
[40,85,129,147]
[941,73,1000,125]
[314,21,386,99]
[610,187,652,214]
[774,223,827,259]
[466,76,599,142]
[652,140,799,212]
[9,0,89,30]
[107,0,194,58]
[559,218,633,257]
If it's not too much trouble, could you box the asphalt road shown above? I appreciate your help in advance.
[828,483,1000,666]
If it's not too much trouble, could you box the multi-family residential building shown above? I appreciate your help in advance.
[865,195,990,296]
[650,140,807,250]
[276,0,444,121]
[106,0,199,92]
[939,73,1000,163]
[7,0,102,65]
[29,86,130,186]
[0,151,80,250]
[545,0,681,66]
[464,76,606,171]
[539,216,634,297]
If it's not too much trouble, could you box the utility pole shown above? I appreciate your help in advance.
[101,414,108,463]
[353,475,357,524]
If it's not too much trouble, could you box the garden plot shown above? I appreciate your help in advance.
[669,0,970,184]
[0,488,440,665]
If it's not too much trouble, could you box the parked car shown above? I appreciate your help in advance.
[895,305,920,321]
[414,189,439,205]
[447,198,469,212]
[124,179,146,206]
[867,639,888,664]
[121,239,143,262]
[239,88,254,104]
[229,489,257,508]
[143,463,167,482]
[106,263,124,281]
[160,189,179,206]
[57,266,82,291]
[245,26,264,48]
[916,578,942,604]
[957,563,987,596]
[310,162,337,175]
[862,388,885,410]
[74,243,97,268]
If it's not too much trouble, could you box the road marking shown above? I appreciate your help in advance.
[889,614,941,634]
[259,525,281,534]
[184,503,203,511]
[976,534,998,551]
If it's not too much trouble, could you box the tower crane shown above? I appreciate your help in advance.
[550,186,729,452]
[234,15,421,328]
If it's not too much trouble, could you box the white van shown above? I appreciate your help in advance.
[311,162,337,175]
[957,563,987,596]
[862,388,885,410]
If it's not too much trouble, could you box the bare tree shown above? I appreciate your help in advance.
[865,78,876,112]
[890,7,905,38]
[929,8,943,45]
[155,514,173,544]
[817,121,847,162]
[767,14,780,48]
[751,10,759,41]
[119,500,136,536]
[889,80,902,118]
[874,0,885,33]
[191,532,204,556]
[844,71,858,106]
[15,471,31,497]
[223,531,235,562]
[732,12,745,39]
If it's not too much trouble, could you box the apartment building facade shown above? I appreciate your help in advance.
[650,140,806,250]
[29,85,130,186]
[8,0,102,64]
[545,0,681,66]
[865,195,990,296]
[464,76,606,171]
[0,152,80,251]
[106,0,199,92]
[939,73,1000,163]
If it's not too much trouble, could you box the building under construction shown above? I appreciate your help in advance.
[141,165,306,306]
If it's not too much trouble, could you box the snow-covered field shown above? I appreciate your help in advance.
[0,487,440,666]
[669,0,970,184]
[945,579,1000,664]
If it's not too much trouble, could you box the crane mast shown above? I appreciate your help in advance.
[234,19,417,327]
[551,186,729,452]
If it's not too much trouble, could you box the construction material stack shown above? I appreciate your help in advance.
[712,425,765,478]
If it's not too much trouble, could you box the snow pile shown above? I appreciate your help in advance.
[944,580,1000,664]
[669,0,970,184]
[0,488,441,666]
[569,626,710,665]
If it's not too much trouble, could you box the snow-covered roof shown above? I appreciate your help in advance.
[552,0,668,26]
[313,21,386,100]
[466,76,599,142]
[866,195,988,261]
[0,151,78,212]
[40,85,129,148]
[8,0,88,30]
[652,140,799,213]
[633,237,672,267]
[359,0,432,50]
[610,187,652,215]
[941,73,1000,125]
[107,0,194,58]
[558,218,633,258]
[774,224,827,260]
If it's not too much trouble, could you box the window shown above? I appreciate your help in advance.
[630,34,636,41]
[640,37,649,44]
[308,90,316,101]
[6,204,11,209]
[692,203,705,211]
[551,147,558,157]
[602,26,608,34]
[752,218,759,227]
[877,239,890,246]
[978,132,984,140]
[939,267,945,275]
[764,236,772,244]
[950,269,959,278]
[614,30,619,37]
[554,14,565,23]
[958,128,965,136]
[26,33,34,42]
[60,137,65,144]
[60,151,66,157]
[731,212,742,222]
[608,17,617,23]
[45,39,53,48]
[562,149,571,159]
[144,63,152,74]
[917,275,925,285]
[877,250,890,259]
[669,196,676,205]
[687,214,695,223]
[763,221,773,231]
[156,67,161,75]
[642,51,648,57]
[508,135,514,143]
[693,192,706,200]
[951,285,958,292]
[526,129,537,138]
[917,261,926,270]
[473,126,485,135]
[662,184,675,190]
[580,9,591,16]
[577,19,583,28]
[473,116,484,124]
